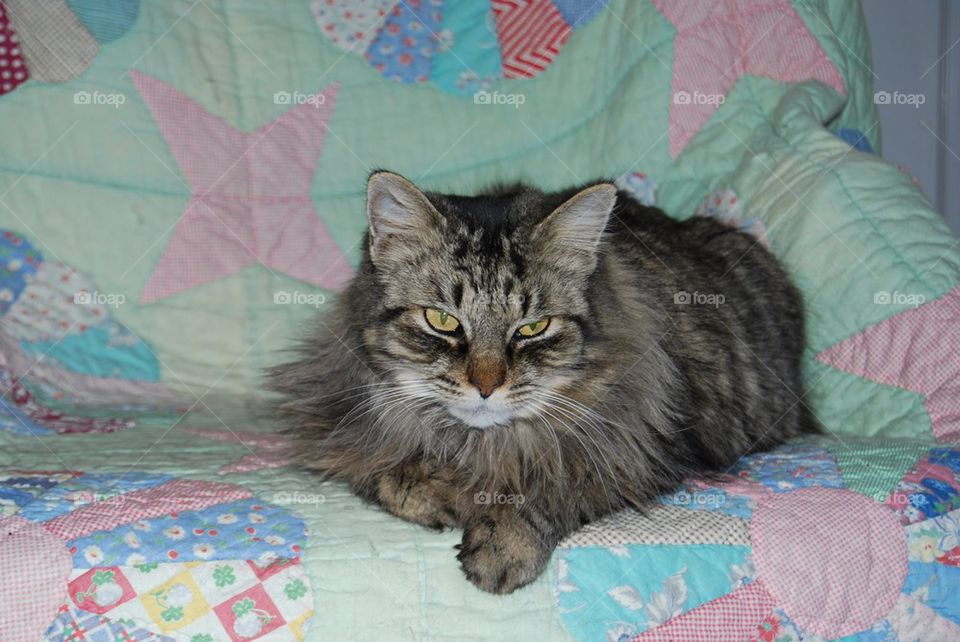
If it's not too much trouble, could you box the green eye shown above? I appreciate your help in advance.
[425,308,460,333]
[517,318,550,337]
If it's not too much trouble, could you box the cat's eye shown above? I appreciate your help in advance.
[424,308,461,333]
[516,318,550,338]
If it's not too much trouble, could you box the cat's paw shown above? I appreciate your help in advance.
[457,515,553,594]
[376,464,461,531]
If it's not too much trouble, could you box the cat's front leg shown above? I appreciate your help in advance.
[457,503,561,594]
[365,462,463,531]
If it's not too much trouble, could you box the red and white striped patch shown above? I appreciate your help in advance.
[492,0,572,78]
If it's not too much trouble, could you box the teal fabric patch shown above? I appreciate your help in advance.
[430,0,502,95]
[22,325,160,381]
[556,544,752,641]
[66,0,140,43]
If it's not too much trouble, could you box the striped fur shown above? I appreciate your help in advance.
[268,172,815,594]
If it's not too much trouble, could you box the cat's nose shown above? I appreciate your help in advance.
[472,378,502,399]
[467,360,506,399]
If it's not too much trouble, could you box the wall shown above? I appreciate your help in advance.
[862,0,960,234]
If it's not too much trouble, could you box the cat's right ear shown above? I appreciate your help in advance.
[366,172,444,266]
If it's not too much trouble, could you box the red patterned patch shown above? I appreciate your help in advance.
[0,2,28,94]
[937,546,960,567]
[68,567,135,614]
[492,0,572,78]
[749,612,783,642]
[213,583,286,642]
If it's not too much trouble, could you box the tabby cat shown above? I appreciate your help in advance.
[269,171,814,594]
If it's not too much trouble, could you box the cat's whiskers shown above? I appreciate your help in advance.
[530,390,625,500]
[343,383,434,429]
[317,383,437,475]
[533,413,564,471]
[324,381,435,444]
[535,403,613,501]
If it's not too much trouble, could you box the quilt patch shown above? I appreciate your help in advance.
[129,72,352,303]
[310,0,608,94]
[694,187,769,247]
[0,228,161,383]
[651,0,845,157]
[555,443,960,641]
[0,470,315,642]
[817,286,960,444]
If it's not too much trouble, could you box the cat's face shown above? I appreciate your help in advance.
[359,173,616,429]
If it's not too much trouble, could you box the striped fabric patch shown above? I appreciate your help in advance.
[492,0,572,78]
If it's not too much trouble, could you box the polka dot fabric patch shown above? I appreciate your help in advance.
[0,3,28,95]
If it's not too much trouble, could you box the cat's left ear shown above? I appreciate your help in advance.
[534,183,617,276]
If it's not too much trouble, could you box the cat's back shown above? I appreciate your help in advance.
[607,192,789,289]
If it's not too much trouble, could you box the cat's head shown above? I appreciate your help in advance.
[357,171,617,429]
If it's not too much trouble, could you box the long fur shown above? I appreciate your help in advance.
[267,173,815,593]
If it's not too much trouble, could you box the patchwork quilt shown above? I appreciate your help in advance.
[1,0,958,640]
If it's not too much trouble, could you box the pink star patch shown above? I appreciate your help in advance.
[652,0,845,157]
[817,285,960,442]
[129,71,352,303]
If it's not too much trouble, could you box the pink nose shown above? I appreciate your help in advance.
[467,356,506,399]
[472,379,502,399]
[468,369,505,399]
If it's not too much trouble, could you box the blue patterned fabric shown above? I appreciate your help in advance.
[552,0,608,26]
[0,229,42,315]
[657,483,754,519]
[0,397,54,436]
[21,472,171,522]
[0,472,66,515]
[366,0,445,83]
[732,445,844,492]
[68,498,307,567]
